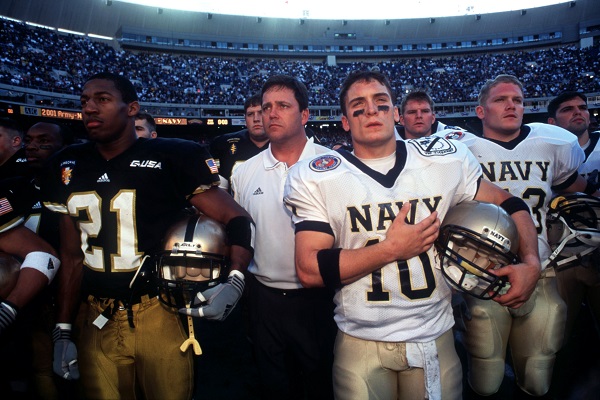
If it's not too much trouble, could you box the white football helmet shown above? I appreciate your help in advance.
[545,193,600,268]
[436,201,520,299]
[156,213,230,308]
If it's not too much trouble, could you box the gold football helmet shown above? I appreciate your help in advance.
[156,213,230,308]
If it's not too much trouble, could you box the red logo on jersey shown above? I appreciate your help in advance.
[61,167,73,185]
[444,131,465,140]
[309,155,341,172]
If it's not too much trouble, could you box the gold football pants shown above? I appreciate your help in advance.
[333,329,462,400]
[463,274,566,396]
[75,295,193,400]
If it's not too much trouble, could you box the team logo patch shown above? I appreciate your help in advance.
[309,155,341,172]
[444,131,465,140]
[410,136,457,157]
[61,167,73,185]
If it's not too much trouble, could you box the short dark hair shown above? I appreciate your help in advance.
[244,94,262,112]
[0,117,23,139]
[261,75,309,112]
[27,122,74,146]
[84,72,139,103]
[135,112,157,132]
[400,91,434,114]
[339,71,395,117]
[478,74,523,105]
[547,91,587,119]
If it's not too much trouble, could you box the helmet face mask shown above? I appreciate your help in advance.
[546,193,600,263]
[156,214,230,308]
[436,201,520,299]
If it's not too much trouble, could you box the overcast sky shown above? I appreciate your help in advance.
[116,0,570,20]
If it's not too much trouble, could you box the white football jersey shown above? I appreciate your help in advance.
[284,137,482,342]
[437,123,585,262]
[579,131,600,188]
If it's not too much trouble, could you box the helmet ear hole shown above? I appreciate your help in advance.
[156,214,231,308]
[436,201,519,299]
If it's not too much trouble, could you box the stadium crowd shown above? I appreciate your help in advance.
[0,18,599,109]
[1,11,600,400]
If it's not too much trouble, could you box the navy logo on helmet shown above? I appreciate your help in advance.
[309,155,341,172]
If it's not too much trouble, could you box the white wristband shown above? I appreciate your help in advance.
[229,270,245,280]
[22,251,61,283]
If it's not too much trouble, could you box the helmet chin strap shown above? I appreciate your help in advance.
[129,255,151,288]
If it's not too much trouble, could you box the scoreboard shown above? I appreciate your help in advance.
[0,103,236,127]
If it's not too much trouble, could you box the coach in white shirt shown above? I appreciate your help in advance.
[231,75,335,400]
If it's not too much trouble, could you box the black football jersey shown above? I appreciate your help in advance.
[210,129,268,183]
[42,138,220,299]
[0,148,31,180]
[0,176,37,233]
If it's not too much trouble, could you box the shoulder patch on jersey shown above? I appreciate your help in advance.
[409,136,457,156]
[309,155,341,172]
[61,166,73,185]
[443,131,465,140]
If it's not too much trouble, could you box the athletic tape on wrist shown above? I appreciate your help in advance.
[499,197,530,215]
[317,248,343,289]
[226,216,255,254]
[22,252,61,283]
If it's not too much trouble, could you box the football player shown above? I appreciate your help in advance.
[0,177,59,334]
[284,70,540,400]
[0,118,29,180]
[210,94,268,192]
[397,91,462,140]
[23,121,75,399]
[438,75,597,396]
[134,112,158,139]
[547,91,600,341]
[41,72,254,399]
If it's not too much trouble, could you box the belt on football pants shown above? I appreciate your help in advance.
[86,294,158,329]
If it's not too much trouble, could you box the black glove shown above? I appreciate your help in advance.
[52,324,80,380]
[179,270,245,321]
[0,301,17,335]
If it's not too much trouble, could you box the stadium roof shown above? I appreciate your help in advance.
[117,0,572,20]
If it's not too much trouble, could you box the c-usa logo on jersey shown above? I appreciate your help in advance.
[309,155,341,172]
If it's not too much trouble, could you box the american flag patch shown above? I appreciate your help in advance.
[0,197,13,216]
[206,158,219,174]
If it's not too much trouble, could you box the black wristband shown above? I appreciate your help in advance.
[317,248,343,290]
[584,181,597,195]
[499,197,530,215]
[226,216,255,254]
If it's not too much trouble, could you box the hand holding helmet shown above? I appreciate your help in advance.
[179,269,245,321]
[436,201,520,299]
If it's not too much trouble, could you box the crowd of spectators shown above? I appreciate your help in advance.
[1,18,599,108]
